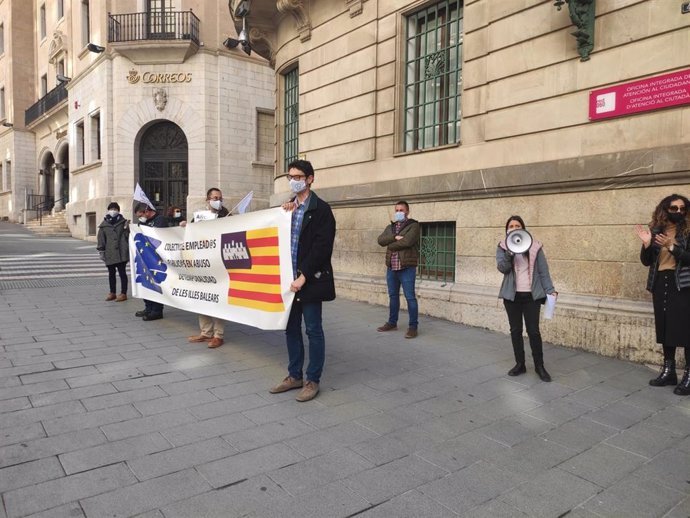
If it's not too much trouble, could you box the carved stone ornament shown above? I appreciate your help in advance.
[554,0,596,62]
[276,0,312,42]
[48,31,67,64]
[248,27,277,68]
[153,88,168,112]
[345,0,366,17]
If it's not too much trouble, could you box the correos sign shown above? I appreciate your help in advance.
[127,70,193,84]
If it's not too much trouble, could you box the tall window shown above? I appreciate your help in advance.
[40,74,48,97]
[57,59,65,77]
[0,87,5,121]
[76,120,85,166]
[57,0,64,20]
[404,0,463,151]
[2,160,10,192]
[40,4,47,39]
[418,222,456,282]
[90,112,101,160]
[283,66,299,172]
[82,0,90,47]
[148,0,177,36]
[0,23,4,54]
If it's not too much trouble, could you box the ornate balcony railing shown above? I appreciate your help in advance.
[108,11,200,45]
[25,83,68,126]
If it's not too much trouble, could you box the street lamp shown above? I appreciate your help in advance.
[87,43,106,53]
[1,122,13,128]
[57,74,71,84]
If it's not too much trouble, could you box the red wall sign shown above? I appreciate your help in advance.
[589,69,690,121]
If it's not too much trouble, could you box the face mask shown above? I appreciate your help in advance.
[668,212,685,223]
[138,216,148,224]
[174,211,182,218]
[107,210,119,218]
[393,211,406,223]
[209,200,222,210]
[289,179,307,194]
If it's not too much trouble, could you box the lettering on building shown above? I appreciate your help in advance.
[127,70,193,84]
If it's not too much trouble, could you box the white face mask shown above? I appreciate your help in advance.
[209,199,223,210]
[173,211,182,218]
[138,216,148,224]
[107,210,119,218]
[289,179,307,194]
[393,211,406,223]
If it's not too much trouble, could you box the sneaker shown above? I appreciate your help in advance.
[405,328,418,339]
[377,322,397,332]
[269,376,303,394]
[188,335,213,343]
[106,293,117,301]
[208,337,224,348]
[295,381,320,402]
[115,294,127,302]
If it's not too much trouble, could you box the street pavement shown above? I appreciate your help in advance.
[1,221,689,518]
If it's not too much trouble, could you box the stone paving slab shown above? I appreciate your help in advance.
[2,271,690,516]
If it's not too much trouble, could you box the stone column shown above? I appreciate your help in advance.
[39,169,46,197]
[54,164,65,211]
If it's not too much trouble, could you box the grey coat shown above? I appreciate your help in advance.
[496,240,555,302]
[97,217,130,265]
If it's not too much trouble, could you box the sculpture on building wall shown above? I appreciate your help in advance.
[554,0,595,61]
[153,89,168,112]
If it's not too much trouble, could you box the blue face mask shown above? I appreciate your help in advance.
[393,211,406,222]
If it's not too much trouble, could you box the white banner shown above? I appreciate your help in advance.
[129,207,295,330]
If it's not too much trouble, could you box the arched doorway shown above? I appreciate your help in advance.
[138,120,188,213]
[39,151,55,199]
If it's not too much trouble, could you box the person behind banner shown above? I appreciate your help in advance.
[269,160,336,402]
[167,205,185,227]
[134,203,169,321]
[497,216,557,382]
[636,194,690,395]
[187,188,229,348]
[97,202,130,302]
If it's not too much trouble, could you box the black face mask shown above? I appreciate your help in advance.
[668,212,685,223]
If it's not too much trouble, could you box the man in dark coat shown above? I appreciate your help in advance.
[269,160,336,402]
[97,202,130,302]
[134,202,168,321]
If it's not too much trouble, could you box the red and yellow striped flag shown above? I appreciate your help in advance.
[225,227,285,312]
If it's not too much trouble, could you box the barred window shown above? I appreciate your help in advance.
[404,0,463,151]
[283,66,299,172]
[418,221,456,282]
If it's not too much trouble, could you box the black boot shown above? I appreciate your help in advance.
[508,363,526,376]
[535,364,552,382]
[673,367,690,395]
[649,360,677,386]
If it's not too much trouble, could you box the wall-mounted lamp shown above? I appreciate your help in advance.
[87,43,106,53]
[57,74,72,84]
[1,122,13,128]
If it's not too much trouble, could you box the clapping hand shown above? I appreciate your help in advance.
[634,225,652,248]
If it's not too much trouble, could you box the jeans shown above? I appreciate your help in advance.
[503,292,543,365]
[285,300,325,383]
[107,262,128,294]
[386,267,418,328]
[144,299,164,316]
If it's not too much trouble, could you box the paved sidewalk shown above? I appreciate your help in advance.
[1,258,690,516]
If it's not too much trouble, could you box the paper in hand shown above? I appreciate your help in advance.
[544,294,557,320]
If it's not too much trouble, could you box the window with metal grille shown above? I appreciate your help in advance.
[283,66,299,172]
[418,221,456,282]
[404,0,463,151]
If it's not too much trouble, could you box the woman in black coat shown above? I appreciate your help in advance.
[636,193,690,395]
[97,202,130,302]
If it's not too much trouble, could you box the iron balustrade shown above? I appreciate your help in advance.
[25,83,68,126]
[108,11,200,44]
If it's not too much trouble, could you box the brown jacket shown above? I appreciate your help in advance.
[377,219,420,268]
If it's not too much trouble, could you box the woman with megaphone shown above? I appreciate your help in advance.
[636,194,690,396]
[497,216,557,382]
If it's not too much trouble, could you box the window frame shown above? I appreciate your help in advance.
[75,119,85,166]
[417,220,456,283]
[281,65,299,174]
[40,4,47,40]
[81,0,91,48]
[40,74,48,97]
[90,111,101,161]
[57,0,64,20]
[0,86,5,121]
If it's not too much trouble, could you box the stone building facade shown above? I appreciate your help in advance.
[236,0,690,364]
[0,0,275,237]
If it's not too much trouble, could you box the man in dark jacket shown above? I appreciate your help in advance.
[269,160,336,402]
[377,201,420,338]
[134,202,168,321]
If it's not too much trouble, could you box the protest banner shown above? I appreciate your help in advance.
[129,207,295,330]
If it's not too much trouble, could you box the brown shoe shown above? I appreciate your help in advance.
[269,376,303,394]
[105,293,117,301]
[188,334,213,343]
[296,381,320,402]
[377,322,397,332]
[115,294,127,302]
[208,337,224,348]
[405,328,418,339]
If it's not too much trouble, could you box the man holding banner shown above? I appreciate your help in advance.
[133,203,169,321]
[269,160,336,402]
[187,188,229,348]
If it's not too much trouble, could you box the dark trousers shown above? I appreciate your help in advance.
[107,262,128,294]
[503,292,543,366]
[285,300,325,383]
[144,299,164,316]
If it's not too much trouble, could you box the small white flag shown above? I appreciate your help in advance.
[233,191,253,214]
[133,183,155,210]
